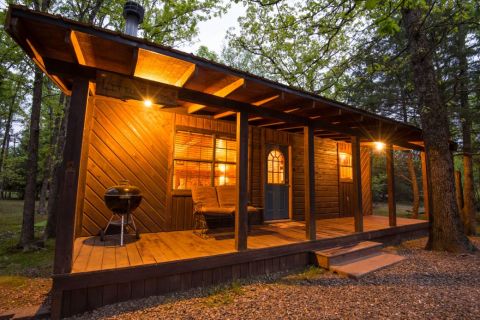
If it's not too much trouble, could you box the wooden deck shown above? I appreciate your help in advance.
[72,215,425,273]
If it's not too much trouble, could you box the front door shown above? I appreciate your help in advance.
[264,145,289,220]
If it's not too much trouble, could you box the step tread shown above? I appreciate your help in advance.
[330,252,405,279]
[314,241,382,258]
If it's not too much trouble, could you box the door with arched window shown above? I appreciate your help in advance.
[264,145,289,220]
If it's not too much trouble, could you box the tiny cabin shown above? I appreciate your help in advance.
[6,5,431,319]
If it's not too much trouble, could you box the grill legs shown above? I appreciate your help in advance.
[100,213,140,245]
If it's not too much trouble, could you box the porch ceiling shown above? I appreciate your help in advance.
[5,5,425,150]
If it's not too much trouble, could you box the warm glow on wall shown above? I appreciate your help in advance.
[144,99,152,107]
[374,141,385,151]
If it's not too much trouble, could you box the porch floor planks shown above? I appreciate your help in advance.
[85,238,105,272]
[71,239,95,273]
[72,216,426,273]
[101,244,116,270]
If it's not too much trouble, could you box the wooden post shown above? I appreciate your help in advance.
[351,136,363,232]
[304,126,316,240]
[386,144,396,227]
[235,111,249,251]
[420,151,430,218]
[53,77,90,275]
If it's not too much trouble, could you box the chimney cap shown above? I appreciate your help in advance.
[123,1,145,24]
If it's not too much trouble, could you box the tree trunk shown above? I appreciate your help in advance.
[407,151,420,218]
[456,23,476,235]
[402,7,474,252]
[455,170,464,212]
[19,68,43,250]
[0,83,18,172]
[0,83,18,199]
[44,94,68,240]
[38,103,60,215]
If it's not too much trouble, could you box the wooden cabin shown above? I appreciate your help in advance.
[6,5,431,319]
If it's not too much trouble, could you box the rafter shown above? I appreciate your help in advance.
[188,78,245,114]
[213,94,280,119]
[26,39,70,94]
[174,64,196,87]
[70,31,86,65]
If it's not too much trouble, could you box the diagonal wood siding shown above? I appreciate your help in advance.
[81,97,174,236]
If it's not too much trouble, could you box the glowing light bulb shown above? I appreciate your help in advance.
[374,141,385,151]
[144,99,152,107]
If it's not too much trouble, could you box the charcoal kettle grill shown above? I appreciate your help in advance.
[100,180,142,246]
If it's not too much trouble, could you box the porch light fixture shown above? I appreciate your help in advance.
[144,99,152,107]
[374,141,385,151]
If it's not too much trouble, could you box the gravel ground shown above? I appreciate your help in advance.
[71,237,480,320]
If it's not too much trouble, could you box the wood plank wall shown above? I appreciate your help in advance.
[79,97,372,236]
[291,134,340,220]
[80,97,173,236]
[361,147,373,216]
[337,142,372,217]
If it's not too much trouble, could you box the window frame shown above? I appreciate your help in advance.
[267,148,286,185]
[338,151,353,182]
[172,127,236,194]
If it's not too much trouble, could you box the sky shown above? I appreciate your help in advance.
[177,2,246,55]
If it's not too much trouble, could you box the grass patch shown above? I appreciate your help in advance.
[279,265,325,284]
[0,275,28,288]
[203,280,244,307]
[0,200,54,278]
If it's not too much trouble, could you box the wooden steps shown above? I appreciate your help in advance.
[313,241,405,279]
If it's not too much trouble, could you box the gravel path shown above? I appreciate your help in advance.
[71,237,480,320]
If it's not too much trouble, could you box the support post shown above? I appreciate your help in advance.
[386,144,396,227]
[351,136,363,232]
[420,151,430,218]
[235,111,249,251]
[304,126,316,240]
[53,77,90,275]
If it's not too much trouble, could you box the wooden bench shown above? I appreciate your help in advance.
[191,185,259,237]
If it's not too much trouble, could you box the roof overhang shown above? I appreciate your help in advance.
[5,5,426,151]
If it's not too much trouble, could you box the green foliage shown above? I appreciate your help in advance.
[0,200,53,275]
[204,280,244,306]
[196,45,220,61]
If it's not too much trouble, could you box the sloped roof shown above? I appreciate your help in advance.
[5,5,424,149]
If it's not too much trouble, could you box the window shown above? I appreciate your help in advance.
[339,152,352,180]
[267,149,285,184]
[214,138,236,186]
[173,130,236,190]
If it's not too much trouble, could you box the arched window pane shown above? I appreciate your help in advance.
[267,149,285,184]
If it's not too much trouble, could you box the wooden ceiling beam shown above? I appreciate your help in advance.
[25,41,71,94]
[277,126,304,132]
[175,64,196,87]
[69,30,86,65]
[213,94,280,120]
[258,121,286,128]
[188,78,245,114]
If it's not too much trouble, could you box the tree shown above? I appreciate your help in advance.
[401,4,474,252]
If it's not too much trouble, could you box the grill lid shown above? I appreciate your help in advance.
[104,179,141,197]
[104,180,142,214]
